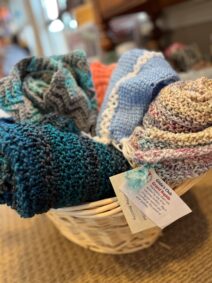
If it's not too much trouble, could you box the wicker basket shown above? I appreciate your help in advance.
[47,175,204,254]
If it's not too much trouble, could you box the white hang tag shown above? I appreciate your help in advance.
[120,167,192,229]
[110,169,156,234]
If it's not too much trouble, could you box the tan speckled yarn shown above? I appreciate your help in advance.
[130,126,212,150]
[143,77,212,133]
[122,77,212,187]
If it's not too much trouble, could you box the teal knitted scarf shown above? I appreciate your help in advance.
[0,115,130,217]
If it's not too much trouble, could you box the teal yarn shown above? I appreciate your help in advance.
[125,165,150,192]
[0,49,97,134]
[0,116,130,217]
[38,113,80,133]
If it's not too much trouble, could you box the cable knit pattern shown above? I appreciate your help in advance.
[0,50,97,134]
[122,78,212,187]
[90,61,116,109]
[96,49,179,143]
[0,116,130,218]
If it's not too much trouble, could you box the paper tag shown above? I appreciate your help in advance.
[121,167,192,229]
[109,170,156,234]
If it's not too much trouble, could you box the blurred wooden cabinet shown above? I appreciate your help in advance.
[97,0,124,13]
[92,0,186,50]
[94,0,186,19]
[94,0,148,19]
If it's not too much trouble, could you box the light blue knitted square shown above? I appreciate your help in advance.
[96,49,179,143]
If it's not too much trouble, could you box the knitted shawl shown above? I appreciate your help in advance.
[0,50,97,134]
[0,116,130,217]
[96,49,179,143]
[122,77,212,187]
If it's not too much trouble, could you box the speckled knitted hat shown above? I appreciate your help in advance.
[96,49,179,143]
[0,50,97,134]
[122,78,212,187]
[90,61,116,109]
[0,116,130,217]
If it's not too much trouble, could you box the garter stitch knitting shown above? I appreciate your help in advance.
[122,78,212,187]
[0,116,130,217]
[0,50,97,133]
[96,49,179,143]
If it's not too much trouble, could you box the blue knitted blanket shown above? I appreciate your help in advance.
[96,49,179,143]
[0,116,130,217]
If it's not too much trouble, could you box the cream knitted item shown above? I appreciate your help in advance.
[122,77,212,187]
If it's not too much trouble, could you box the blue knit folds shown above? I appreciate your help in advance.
[96,49,179,142]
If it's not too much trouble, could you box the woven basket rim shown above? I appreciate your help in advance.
[47,173,208,254]
[50,174,206,218]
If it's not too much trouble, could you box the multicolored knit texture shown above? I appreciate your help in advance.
[0,116,130,218]
[122,77,212,187]
[96,49,179,143]
[90,61,116,109]
[0,50,97,134]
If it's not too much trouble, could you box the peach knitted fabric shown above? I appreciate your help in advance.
[90,62,116,109]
